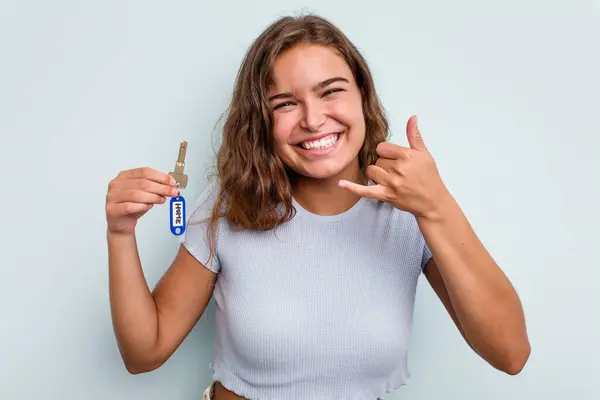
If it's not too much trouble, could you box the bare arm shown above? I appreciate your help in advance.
[422,258,471,347]
[418,197,530,375]
[105,167,217,374]
[108,234,216,373]
[337,117,530,374]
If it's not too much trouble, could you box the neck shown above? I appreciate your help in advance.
[291,160,367,216]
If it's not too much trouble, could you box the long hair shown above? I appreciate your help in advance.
[204,13,389,264]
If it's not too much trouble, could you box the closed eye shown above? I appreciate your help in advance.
[273,101,296,110]
[322,88,345,97]
[272,88,345,110]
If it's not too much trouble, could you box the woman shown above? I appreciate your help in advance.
[106,14,530,400]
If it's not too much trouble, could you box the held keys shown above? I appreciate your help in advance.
[168,141,188,236]
[168,141,188,189]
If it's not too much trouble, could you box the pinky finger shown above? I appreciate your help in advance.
[338,180,391,201]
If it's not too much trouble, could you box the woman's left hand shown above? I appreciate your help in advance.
[339,115,452,220]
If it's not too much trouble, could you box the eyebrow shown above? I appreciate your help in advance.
[268,77,349,102]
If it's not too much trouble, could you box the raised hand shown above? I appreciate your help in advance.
[105,167,180,235]
[338,115,451,220]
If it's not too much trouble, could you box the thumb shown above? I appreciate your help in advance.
[406,115,426,151]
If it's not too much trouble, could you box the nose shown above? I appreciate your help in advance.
[299,101,326,132]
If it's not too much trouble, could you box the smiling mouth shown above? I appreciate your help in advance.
[296,133,341,150]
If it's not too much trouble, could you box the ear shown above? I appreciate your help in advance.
[406,115,427,151]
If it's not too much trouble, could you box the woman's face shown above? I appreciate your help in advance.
[268,44,365,180]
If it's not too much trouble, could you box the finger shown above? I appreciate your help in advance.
[108,177,179,199]
[376,142,411,160]
[366,165,393,186]
[107,202,153,218]
[108,189,167,205]
[338,180,391,201]
[406,115,426,151]
[118,167,176,186]
[374,157,397,172]
[131,178,180,197]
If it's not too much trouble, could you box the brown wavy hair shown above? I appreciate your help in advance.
[204,13,389,264]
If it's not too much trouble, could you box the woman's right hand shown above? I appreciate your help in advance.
[106,167,180,235]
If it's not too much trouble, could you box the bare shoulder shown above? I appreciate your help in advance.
[149,244,217,368]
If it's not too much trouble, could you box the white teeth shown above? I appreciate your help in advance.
[300,134,339,150]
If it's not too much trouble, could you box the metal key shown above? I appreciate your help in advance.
[168,141,188,189]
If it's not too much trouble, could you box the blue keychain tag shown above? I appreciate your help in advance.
[170,194,186,235]
[168,140,189,235]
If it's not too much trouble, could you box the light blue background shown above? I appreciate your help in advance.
[1,1,598,399]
